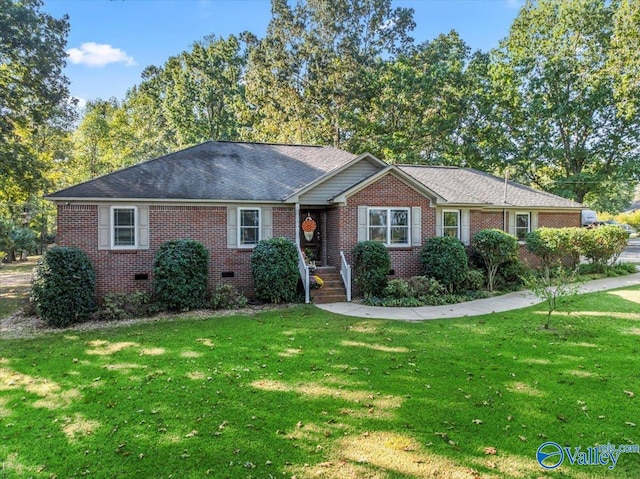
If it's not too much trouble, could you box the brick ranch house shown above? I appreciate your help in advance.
[47,141,582,303]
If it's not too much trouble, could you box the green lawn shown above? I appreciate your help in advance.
[1,289,640,478]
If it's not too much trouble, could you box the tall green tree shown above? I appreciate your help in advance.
[354,31,487,164]
[0,0,71,216]
[609,0,640,119]
[487,0,640,206]
[245,0,415,148]
[161,34,250,146]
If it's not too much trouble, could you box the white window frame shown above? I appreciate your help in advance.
[111,206,138,249]
[367,207,410,247]
[238,207,261,248]
[515,211,531,241]
[442,210,461,239]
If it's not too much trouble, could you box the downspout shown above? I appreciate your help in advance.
[295,203,300,247]
[503,209,507,232]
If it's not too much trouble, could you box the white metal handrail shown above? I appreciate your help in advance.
[298,245,310,304]
[340,251,352,302]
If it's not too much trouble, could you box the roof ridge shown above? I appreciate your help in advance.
[214,140,327,148]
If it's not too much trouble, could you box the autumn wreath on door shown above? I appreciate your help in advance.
[301,215,317,241]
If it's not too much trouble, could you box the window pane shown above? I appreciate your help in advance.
[516,214,529,228]
[390,227,408,244]
[241,210,259,227]
[391,210,408,226]
[114,227,135,246]
[369,209,387,227]
[241,227,259,245]
[369,227,386,242]
[443,211,459,227]
[114,209,134,227]
[443,227,458,238]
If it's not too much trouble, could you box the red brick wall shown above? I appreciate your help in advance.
[538,212,581,229]
[340,173,435,279]
[57,204,295,300]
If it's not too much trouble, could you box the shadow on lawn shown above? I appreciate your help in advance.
[1,291,640,478]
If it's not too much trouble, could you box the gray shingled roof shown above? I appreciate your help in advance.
[399,165,582,208]
[48,141,357,201]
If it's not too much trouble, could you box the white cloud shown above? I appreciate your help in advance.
[506,0,525,9]
[67,42,137,67]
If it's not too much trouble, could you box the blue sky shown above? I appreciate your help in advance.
[42,0,525,106]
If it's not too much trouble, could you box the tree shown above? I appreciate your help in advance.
[245,0,415,148]
[0,0,72,213]
[354,31,478,163]
[472,229,518,292]
[524,267,581,330]
[609,0,640,119]
[487,0,640,206]
[160,34,250,146]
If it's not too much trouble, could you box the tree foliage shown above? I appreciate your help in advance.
[1,0,72,211]
[487,0,640,206]
[245,0,415,148]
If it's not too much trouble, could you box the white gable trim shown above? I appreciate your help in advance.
[283,152,387,203]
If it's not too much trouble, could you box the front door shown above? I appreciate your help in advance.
[300,210,321,265]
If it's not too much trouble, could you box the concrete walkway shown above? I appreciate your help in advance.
[316,272,640,321]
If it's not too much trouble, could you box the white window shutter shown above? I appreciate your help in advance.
[262,207,272,240]
[531,211,538,230]
[508,211,516,236]
[461,209,470,245]
[98,206,110,250]
[435,209,442,236]
[357,206,367,242]
[138,206,149,249]
[411,206,421,246]
[227,206,237,248]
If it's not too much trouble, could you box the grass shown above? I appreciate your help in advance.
[0,258,38,319]
[1,288,640,478]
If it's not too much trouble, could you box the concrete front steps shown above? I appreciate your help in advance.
[310,266,347,304]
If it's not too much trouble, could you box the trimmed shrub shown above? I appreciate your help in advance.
[525,228,566,271]
[210,283,249,310]
[421,236,468,293]
[559,227,584,268]
[383,279,411,299]
[579,225,628,271]
[407,275,447,304]
[464,269,486,291]
[353,241,390,298]
[472,229,518,292]
[31,246,96,327]
[153,239,208,311]
[251,237,299,303]
[100,291,156,320]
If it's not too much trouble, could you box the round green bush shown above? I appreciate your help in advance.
[421,236,469,293]
[250,237,299,303]
[153,239,209,311]
[353,241,390,298]
[464,269,486,291]
[31,247,96,327]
